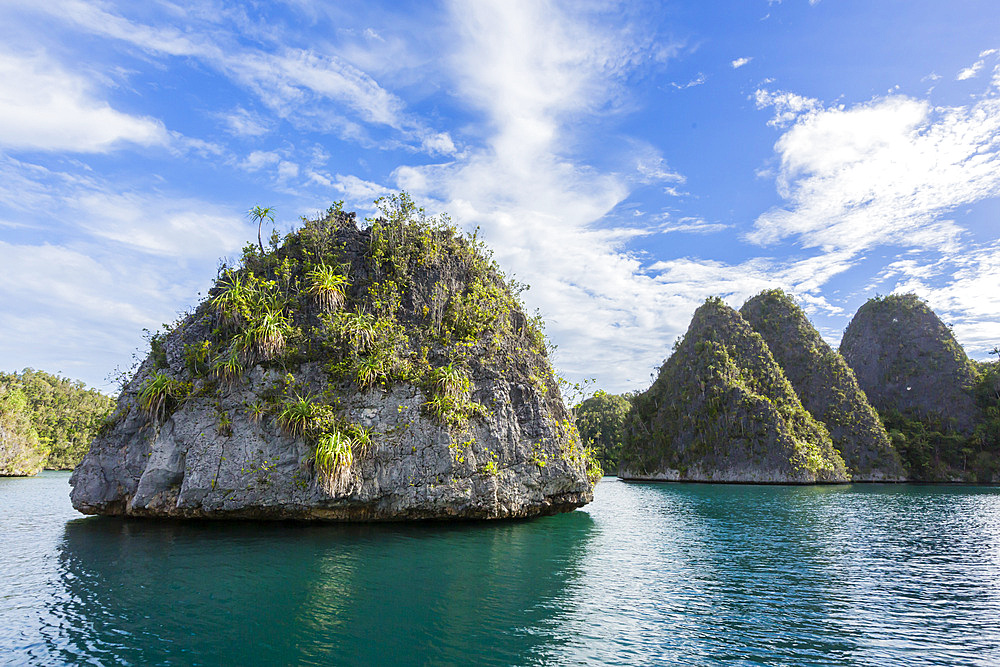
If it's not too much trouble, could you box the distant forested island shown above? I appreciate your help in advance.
[588,291,999,484]
[0,369,114,476]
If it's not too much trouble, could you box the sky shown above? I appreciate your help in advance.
[1,0,999,394]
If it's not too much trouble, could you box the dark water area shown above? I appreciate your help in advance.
[2,473,1000,665]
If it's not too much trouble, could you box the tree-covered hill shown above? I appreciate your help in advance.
[0,369,114,471]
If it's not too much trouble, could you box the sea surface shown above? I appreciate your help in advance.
[2,473,1000,665]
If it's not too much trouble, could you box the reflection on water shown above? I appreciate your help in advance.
[3,474,1000,665]
[49,511,595,666]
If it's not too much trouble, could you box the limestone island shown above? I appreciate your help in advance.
[620,290,999,484]
[71,198,599,520]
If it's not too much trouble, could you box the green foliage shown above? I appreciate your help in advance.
[249,204,275,254]
[212,345,244,385]
[306,264,349,312]
[313,431,353,476]
[0,384,48,475]
[574,390,630,472]
[278,394,317,437]
[137,372,190,424]
[428,362,469,399]
[584,446,604,484]
[0,368,114,470]
[882,355,1000,481]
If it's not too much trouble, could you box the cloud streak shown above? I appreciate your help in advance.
[0,50,169,152]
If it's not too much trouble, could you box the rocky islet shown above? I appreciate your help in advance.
[70,200,598,520]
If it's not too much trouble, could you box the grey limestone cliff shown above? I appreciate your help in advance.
[71,201,595,520]
[619,297,849,484]
[840,294,978,433]
[740,289,905,481]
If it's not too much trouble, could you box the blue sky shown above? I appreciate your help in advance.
[1,0,999,394]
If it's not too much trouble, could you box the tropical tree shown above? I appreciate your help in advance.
[249,205,275,254]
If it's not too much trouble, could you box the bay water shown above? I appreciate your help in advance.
[2,472,999,665]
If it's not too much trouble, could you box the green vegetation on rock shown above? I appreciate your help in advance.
[73,194,596,518]
[841,293,993,481]
[574,390,630,474]
[620,297,849,483]
[740,289,905,481]
[0,369,114,471]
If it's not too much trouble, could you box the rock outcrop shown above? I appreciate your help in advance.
[740,289,905,481]
[840,293,978,433]
[619,297,849,483]
[71,200,596,520]
[840,293,989,480]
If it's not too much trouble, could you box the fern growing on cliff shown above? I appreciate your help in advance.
[307,264,349,312]
[138,372,189,424]
[278,394,316,437]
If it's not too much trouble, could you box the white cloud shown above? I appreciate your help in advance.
[331,174,393,206]
[70,192,247,259]
[657,218,730,234]
[0,50,169,152]
[958,49,999,81]
[0,157,251,387]
[277,161,300,181]
[731,57,752,69]
[875,243,1000,359]
[221,107,270,137]
[240,150,282,171]
[754,88,821,127]
[23,0,456,157]
[958,61,984,81]
[671,73,706,89]
[636,156,685,184]
[750,93,1000,255]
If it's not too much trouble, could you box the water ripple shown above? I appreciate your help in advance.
[3,473,1000,665]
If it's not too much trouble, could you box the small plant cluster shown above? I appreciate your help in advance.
[272,391,374,492]
[138,372,191,425]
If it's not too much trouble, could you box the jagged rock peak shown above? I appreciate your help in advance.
[71,198,597,520]
[620,296,849,484]
[840,293,978,433]
[740,289,905,481]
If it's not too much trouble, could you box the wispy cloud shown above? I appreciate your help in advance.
[750,92,1000,255]
[0,49,169,152]
[957,48,998,80]
[16,0,457,157]
[671,73,707,89]
[754,88,821,127]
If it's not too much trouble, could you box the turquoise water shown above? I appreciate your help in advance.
[2,473,1000,665]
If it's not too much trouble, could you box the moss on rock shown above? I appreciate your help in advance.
[71,196,595,520]
[620,297,849,483]
[740,289,905,481]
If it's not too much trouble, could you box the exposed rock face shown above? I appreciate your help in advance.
[740,290,905,481]
[840,294,978,433]
[71,203,594,520]
[620,297,849,483]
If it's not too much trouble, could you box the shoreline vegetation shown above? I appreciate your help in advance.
[0,369,113,476]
